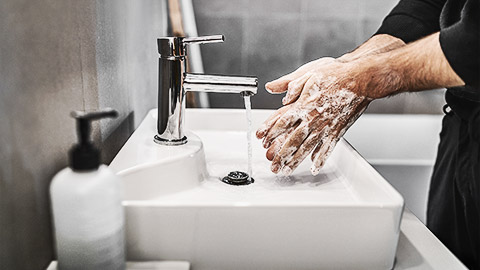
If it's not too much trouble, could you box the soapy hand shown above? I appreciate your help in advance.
[257,59,372,175]
[264,57,336,104]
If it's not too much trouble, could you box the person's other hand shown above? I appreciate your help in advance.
[257,60,372,175]
[264,57,336,105]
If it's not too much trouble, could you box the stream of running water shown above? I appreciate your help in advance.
[244,95,253,180]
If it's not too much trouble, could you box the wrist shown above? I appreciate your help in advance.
[338,34,406,63]
[347,55,403,99]
[337,52,355,63]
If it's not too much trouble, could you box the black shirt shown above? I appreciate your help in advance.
[375,0,480,100]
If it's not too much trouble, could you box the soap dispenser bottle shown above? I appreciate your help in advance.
[50,108,125,270]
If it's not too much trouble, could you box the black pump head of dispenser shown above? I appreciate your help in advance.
[69,108,118,171]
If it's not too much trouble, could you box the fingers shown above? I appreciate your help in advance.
[282,72,312,105]
[299,75,322,105]
[262,109,301,148]
[280,121,329,175]
[280,57,334,99]
[265,69,308,94]
[256,105,291,139]
[265,122,297,160]
[310,124,332,161]
[270,121,311,173]
[309,99,370,174]
[310,117,350,175]
[265,78,291,94]
[264,59,325,94]
[266,139,282,161]
[264,57,336,94]
[310,135,337,175]
[270,113,328,174]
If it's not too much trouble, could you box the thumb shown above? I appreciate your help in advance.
[265,69,308,94]
[265,57,335,94]
[265,78,290,94]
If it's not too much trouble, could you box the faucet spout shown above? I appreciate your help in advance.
[183,73,257,96]
[155,35,258,146]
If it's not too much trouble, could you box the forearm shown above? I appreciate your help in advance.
[265,34,406,95]
[351,32,464,99]
[338,34,406,62]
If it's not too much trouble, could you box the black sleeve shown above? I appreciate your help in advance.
[375,0,446,43]
[440,0,480,88]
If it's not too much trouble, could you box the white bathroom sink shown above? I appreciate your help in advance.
[345,114,442,224]
[110,109,404,270]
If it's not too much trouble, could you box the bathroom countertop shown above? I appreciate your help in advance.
[46,208,465,270]
[394,208,467,269]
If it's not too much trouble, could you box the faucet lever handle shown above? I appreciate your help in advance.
[183,35,224,45]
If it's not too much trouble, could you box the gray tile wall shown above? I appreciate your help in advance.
[0,1,165,269]
[95,0,166,161]
[193,0,445,114]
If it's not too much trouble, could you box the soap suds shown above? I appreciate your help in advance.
[261,86,370,176]
[258,59,372,176]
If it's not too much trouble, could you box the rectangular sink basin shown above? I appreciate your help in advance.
[110,109,404,270]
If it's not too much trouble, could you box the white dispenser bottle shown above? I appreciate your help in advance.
[50,109,125,270]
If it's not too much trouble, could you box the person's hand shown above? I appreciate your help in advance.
[257,60,372,175]
[264,57,336,104]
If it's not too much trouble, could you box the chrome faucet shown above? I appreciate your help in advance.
[155,35,258,145]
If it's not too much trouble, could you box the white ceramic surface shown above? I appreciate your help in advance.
[110,109,404,270]
[345,114,443,223]
[46,261,190,270]
[109,110,207,201]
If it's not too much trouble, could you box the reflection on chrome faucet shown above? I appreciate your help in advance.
[155,35,258,146]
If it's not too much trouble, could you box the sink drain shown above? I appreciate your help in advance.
[222,171,254,186]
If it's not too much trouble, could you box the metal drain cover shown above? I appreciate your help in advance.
[222,171,254,186]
